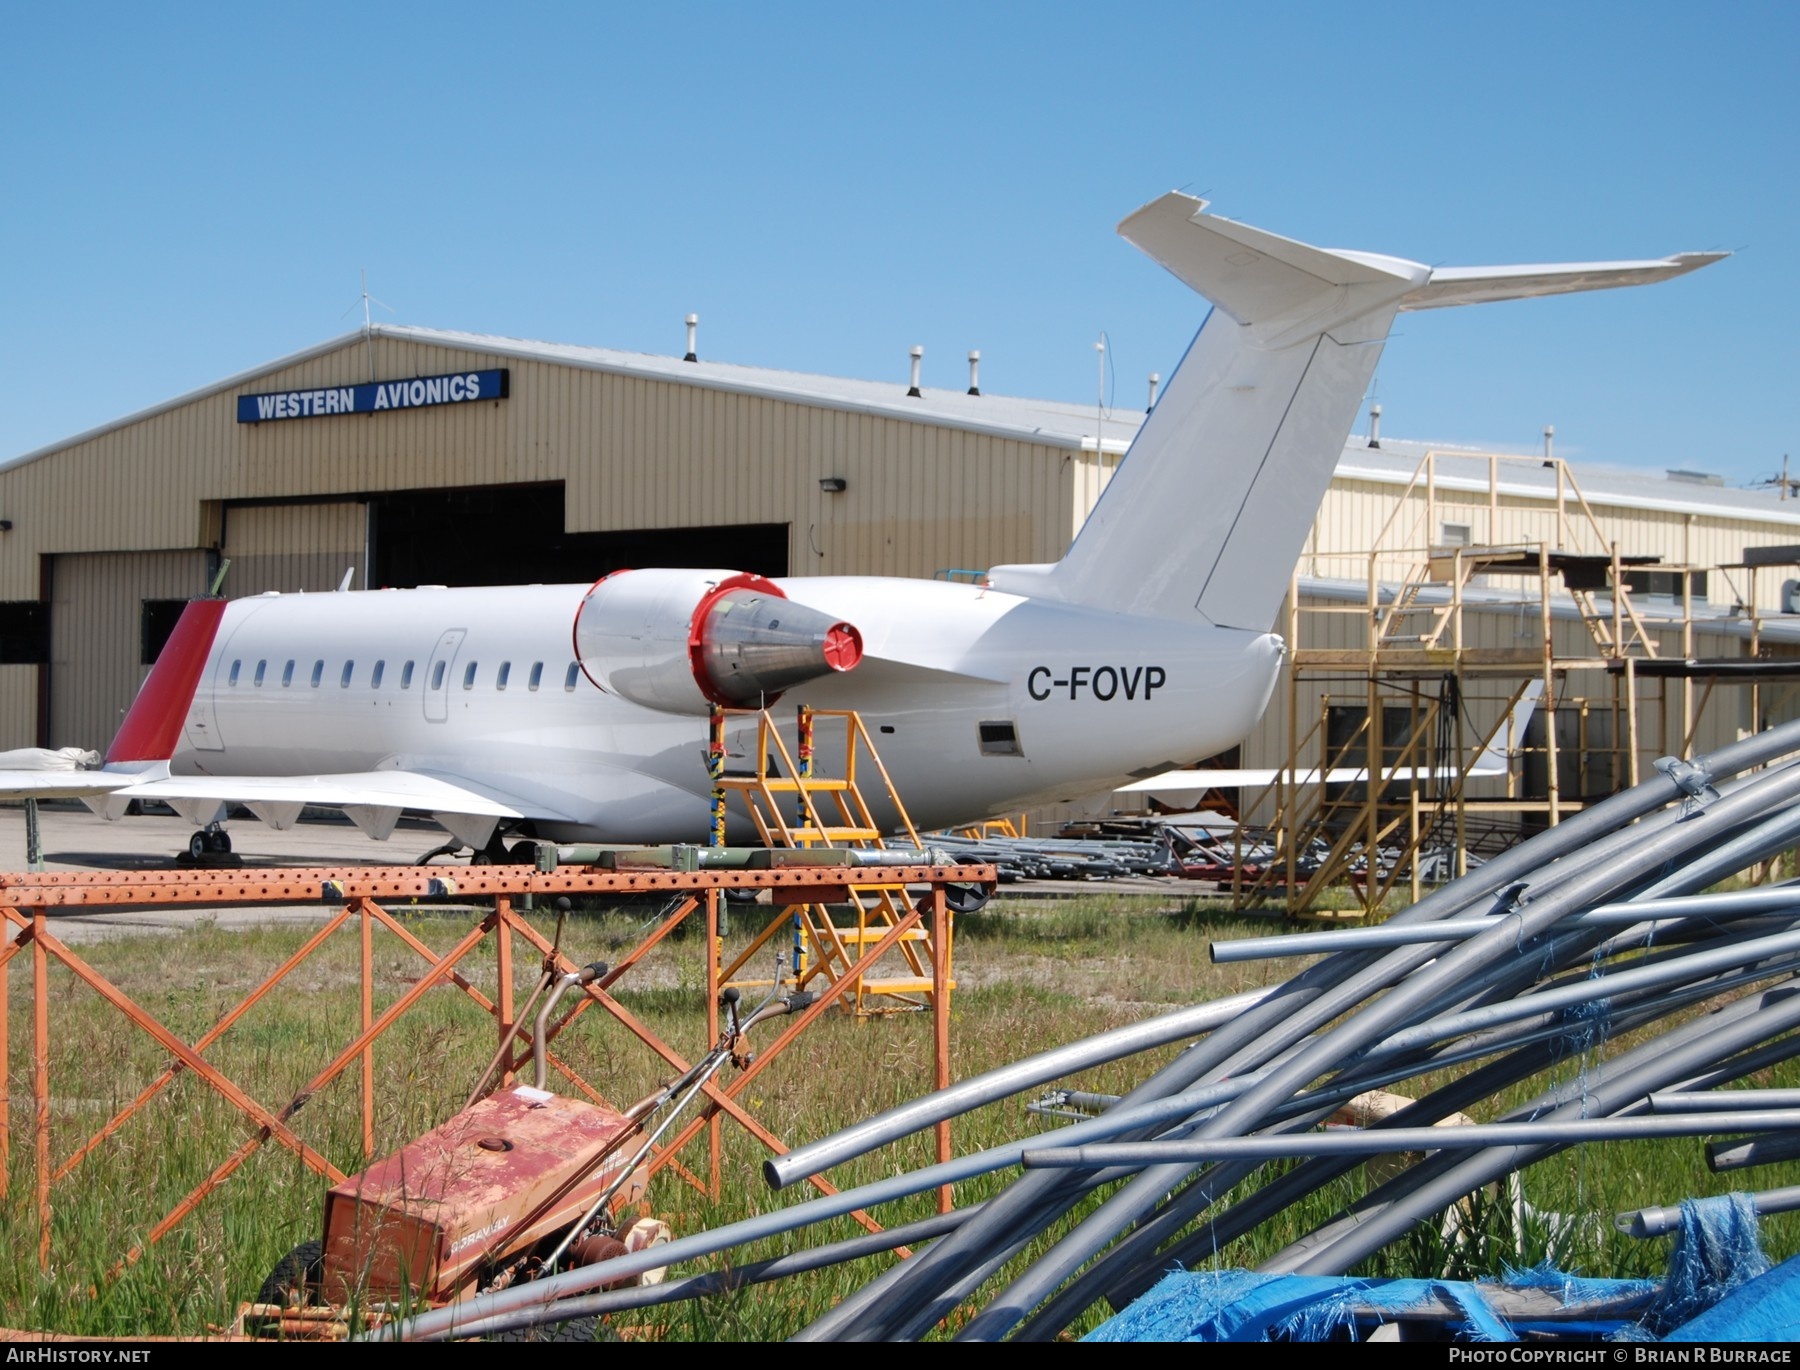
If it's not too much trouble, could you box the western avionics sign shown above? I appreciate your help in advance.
[237,369,509,423]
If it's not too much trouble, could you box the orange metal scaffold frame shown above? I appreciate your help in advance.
[0,860,987,1273]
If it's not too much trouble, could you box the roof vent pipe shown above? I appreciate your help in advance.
[967,350,981,396]
[907,345,923,398]
[1544,423,1556,466]
[1368,402,1382,450]
[684,314,698,363]
[1147,372,1160,413]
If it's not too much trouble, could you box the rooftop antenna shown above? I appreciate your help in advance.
[341,270,395,382]
[1094,333,1113,464]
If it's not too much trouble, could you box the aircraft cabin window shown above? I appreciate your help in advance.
[564,662,580,692]
[371,660,385,689]
[430,661,446,691]
[401,661,415,689]
[282,660,296,688]
[310,660,324,688]
[496,662,510,691]
[228,660,241,687]
[463,662,478,690]
[528,662,543,691]
[254,660,267,687]
[340,661,354,688]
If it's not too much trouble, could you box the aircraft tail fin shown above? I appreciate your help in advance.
[986,193,1722,630]
[104,598,225,763]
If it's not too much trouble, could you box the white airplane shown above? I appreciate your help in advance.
[1,194,1721,857]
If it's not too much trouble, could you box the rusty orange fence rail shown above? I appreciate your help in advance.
[0,861,989,1272]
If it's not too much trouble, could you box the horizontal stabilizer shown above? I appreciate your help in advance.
[993,191,1723,631]
[1116,194,1421,336]
[1401,253,1727,311]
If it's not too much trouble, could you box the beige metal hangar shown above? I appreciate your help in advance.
[0,326,1140,753]
[3,317,1797,792]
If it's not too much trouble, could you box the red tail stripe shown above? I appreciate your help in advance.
[105,599,227,763]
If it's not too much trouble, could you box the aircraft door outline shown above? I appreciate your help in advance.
[424,629,466,723]
[183,656,227,752]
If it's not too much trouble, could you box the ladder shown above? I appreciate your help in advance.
[710,706,954,1015]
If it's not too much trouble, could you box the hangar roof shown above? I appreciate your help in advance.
[11,322,1796,526]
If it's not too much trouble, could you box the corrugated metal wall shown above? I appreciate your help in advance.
[0,669,35,748]
[0,337,1073,599]
[48,550,209,751]
[1291,475,1800,610]
[222,501,367,597]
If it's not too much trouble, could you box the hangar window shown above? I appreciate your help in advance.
[340,661,354,688]
[430,661,446,691]
[228,660,241,687]
[140,599,189,666]
[462,662,478,690]
[310,660,324,688]
[401,661,415,689]
[564,663,580,692]
[0,601,49,665]
[529,662,543,691]
[1625,569,1708,600]
[978,721,1022,757]
[254,660,267,687]
[371,660,385,689]
[282,660,295,688]
[496,662,511,691]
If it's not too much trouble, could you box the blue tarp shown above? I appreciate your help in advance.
[1666,1251,1800,1342]
[1087,1195,1771,1343]
[1084,1268,1656,1343]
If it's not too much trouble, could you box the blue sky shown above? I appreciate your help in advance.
[3,3,1794,485]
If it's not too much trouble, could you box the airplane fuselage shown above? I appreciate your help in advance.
[175,577,1284,842]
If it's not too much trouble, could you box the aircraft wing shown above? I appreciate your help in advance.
[0,769,148,801]
[0,748,153,801]
[87,770,541,849]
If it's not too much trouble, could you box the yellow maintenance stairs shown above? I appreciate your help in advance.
[707,706,954,1015]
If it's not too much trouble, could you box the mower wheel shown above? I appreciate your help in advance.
[256,1240,324,1308]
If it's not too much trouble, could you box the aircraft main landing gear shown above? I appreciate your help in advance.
[180,823,237,866]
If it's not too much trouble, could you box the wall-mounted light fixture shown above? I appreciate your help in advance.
[819,477,848,494]
[0,520,15,532]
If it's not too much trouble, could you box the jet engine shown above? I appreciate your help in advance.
[573,569,863,716]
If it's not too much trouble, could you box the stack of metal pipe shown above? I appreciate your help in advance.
[382,719,1800,1343]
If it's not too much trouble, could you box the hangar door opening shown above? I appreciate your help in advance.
[368,483,787,588]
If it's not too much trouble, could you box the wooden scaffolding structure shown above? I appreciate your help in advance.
[1226,451,1800,918]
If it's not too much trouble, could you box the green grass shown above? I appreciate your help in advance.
[3,897,1797,1339]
